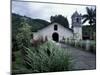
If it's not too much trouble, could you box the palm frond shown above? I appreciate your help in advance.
[82,18,88,24]
[82,15,89,19]
[86,7,92,16]
[82,7,96,25]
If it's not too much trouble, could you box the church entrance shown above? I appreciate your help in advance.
[52,32,59,42]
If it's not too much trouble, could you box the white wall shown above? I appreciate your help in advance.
[73,27,82,40]
[33,23,73,41]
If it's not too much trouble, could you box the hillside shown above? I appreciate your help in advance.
[12,13,50,32]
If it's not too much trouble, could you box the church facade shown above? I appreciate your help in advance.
[33,11,82,42]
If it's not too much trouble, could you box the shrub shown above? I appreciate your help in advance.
[12,50,29,74]
[89,41,96,54]
[21,41,72,73]
[70,40,75,46]
[80,41,85,49]
[75,41,81,48]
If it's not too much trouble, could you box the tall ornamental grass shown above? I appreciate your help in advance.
[22,41,72,73]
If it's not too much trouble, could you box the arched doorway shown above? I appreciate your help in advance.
[52,32,59,42]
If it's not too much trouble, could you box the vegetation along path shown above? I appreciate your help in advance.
[59,43,96,70]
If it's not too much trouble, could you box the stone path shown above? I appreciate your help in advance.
[60,43,96,70]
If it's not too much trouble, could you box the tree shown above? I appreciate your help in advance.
[93,8,96,25]
[50,15,69,28]
[82,7,96,40]
[82,7,96,26]
[16,20,32,49]
[12,18,32,63]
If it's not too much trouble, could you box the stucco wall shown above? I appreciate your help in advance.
[33,23,73,41]
[73,27,82,40]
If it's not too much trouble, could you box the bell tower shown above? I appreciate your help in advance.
[71,11,82,40]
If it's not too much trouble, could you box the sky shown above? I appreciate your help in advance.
[12,0,96,27]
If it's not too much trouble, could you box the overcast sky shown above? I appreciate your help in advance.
[12,0,95,27]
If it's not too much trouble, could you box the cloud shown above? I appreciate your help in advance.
[12,1,95,26]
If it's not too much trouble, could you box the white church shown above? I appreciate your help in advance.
[33,11,82,42]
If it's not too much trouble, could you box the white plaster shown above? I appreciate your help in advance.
[33,23,73,41]
[73,27,82,40]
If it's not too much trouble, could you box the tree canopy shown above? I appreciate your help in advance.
[82,7,96,26]
[16,21,32,48]
[50,15,69,28]
[82,7,96,40]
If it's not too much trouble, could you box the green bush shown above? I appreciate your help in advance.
[70,40,75,46]
[66,40,96,54]
[89,41,96,54]
[13,41,72,74]
[12,51,30,74]
[75,41,81,48]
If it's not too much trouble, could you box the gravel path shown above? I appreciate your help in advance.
[60,43,96,70]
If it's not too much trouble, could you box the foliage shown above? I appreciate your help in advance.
[50,15,69,28]
[12,13,50,50]
[82,25,96,40]
[24,41,71,72]
[12,41,72,74]
[82,7,96,26]
[12,13,51,65]
[12,13,23,51]
[66,39,96,54]
[82,7,96,40]
[16,21,32,49]
[12,18,32,65]
[12,51,32,74]
[89,41,96,54]
[12,13,50,32]
[12,18,33,74]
